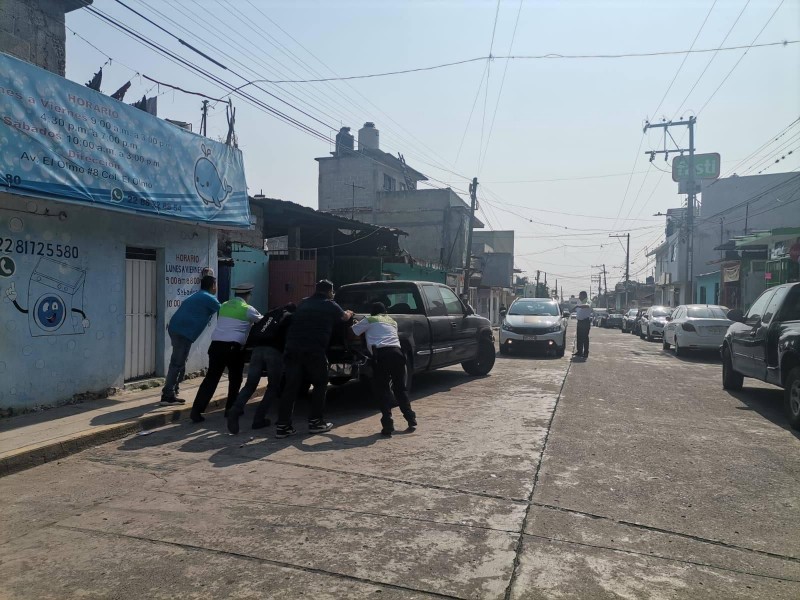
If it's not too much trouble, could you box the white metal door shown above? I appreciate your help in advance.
[125,252,157,380]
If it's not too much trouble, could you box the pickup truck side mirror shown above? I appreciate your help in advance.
[727,308,744,323]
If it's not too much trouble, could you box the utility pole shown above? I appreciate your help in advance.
[535,270,541,297]
[609,233,630,309]
[643,116,696,304]
[200,99,209,137]
[462,177,479,299]
[591,264,608,308]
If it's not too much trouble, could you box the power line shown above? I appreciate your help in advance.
[696,0,786,116]
[649,0,718,120]
[244,40,798,83]
[477,0,501,173]
[671,0,751,119]
[478,0,523,175]
[720,117,800,177]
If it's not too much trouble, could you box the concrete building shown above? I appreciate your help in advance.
[692,172,800,309]
[0,0,89,77]
[470,231,515,324]
[1,18,251,411]
[316,123,480,271]
[648,207,691,306]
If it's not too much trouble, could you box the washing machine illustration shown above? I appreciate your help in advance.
[28,257,87,337]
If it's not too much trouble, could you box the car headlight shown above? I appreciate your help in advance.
[547,325,562,333]
[501,321,513,332]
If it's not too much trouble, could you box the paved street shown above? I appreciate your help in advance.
[1,327,798,599]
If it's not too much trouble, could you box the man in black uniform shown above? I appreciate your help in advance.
[275,280,353,438]
[226,303,296,434]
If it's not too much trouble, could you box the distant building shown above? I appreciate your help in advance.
[0,0,90,76]
[470,231,515,325]
[316,123,481,272]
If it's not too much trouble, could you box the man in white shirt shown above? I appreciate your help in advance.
[574,290,592,359]
[351,302,417,436]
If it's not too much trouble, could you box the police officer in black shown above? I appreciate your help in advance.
[275,280,353,438]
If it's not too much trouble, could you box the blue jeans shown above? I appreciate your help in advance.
[162,331,192,400]
[231,346,284,424]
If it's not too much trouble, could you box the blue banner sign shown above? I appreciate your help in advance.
[0,52,250,227]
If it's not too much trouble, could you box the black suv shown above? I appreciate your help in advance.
[721,282,800,429]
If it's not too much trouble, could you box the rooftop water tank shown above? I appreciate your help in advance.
[358,122,379,150]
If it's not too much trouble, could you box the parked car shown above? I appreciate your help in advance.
[662,304,731,356]
[721,282,800,429]
[639,306,671,341]
[499,297,569,357]
[606,313,623,329]
[621,309,638,333]
[330,281,496,390]
[592,309,609,327]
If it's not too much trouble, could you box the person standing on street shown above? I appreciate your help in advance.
[160,274,220,405]
[226,302,296,434]
[574,290,592,359]
[190,283,263,422]
[351,302,416,437]
[275,280,353,438]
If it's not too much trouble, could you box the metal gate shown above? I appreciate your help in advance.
[125,248,157,381]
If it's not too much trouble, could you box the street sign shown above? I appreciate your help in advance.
[0,256,15,278]
[672,153,721,182]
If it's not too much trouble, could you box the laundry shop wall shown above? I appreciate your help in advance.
[0,193,218,410]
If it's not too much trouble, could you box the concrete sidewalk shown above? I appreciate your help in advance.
[0,376,265,477]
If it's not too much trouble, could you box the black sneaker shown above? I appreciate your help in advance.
[226,407,243,434]
[308,420,333,434]
[160,397,185,405]
[189,411,205,423]
[276,424,296,439]
[381,428,393,437]
[406,418,417,431]
[252,418,271,430]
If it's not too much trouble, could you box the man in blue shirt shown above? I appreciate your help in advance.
[160,275,221,405]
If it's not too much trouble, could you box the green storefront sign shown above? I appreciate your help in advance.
[672,153,721,182]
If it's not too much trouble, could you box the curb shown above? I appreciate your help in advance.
[0,388,263,479]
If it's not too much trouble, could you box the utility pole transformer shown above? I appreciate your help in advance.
[643,117,696,304]
[462,177,478,299]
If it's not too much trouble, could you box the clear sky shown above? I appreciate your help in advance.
[64,0,800,297]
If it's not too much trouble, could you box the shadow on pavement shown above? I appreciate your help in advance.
[726,387,800,439]
[660,348,721,365]
[116,369,477,464]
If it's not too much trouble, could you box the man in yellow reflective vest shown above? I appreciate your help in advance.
[190,283,263,423]
[351,302,417,437]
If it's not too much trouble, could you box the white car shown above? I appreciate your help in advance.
[662,304,732,356]
[500,298,569,357]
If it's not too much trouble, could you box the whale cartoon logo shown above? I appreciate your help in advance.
[194,144,232,208]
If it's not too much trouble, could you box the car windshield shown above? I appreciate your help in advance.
[651,308,670,317]
[686,306,728,319]
[509,300,559,316]
[335,285,422,315]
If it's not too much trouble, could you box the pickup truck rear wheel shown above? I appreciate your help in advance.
[462,338,496,376]
[722,346,744,391]
[784,366,800,430]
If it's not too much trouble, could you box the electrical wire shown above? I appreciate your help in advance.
[236,41,798,83]
[696,0,786,117]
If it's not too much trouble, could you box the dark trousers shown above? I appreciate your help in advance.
[231,346,284,424]
[191,341,245,415]
[162,331,192,400]
[277,350,328,426]
[372,346,415,430]
[576,319,591,356]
